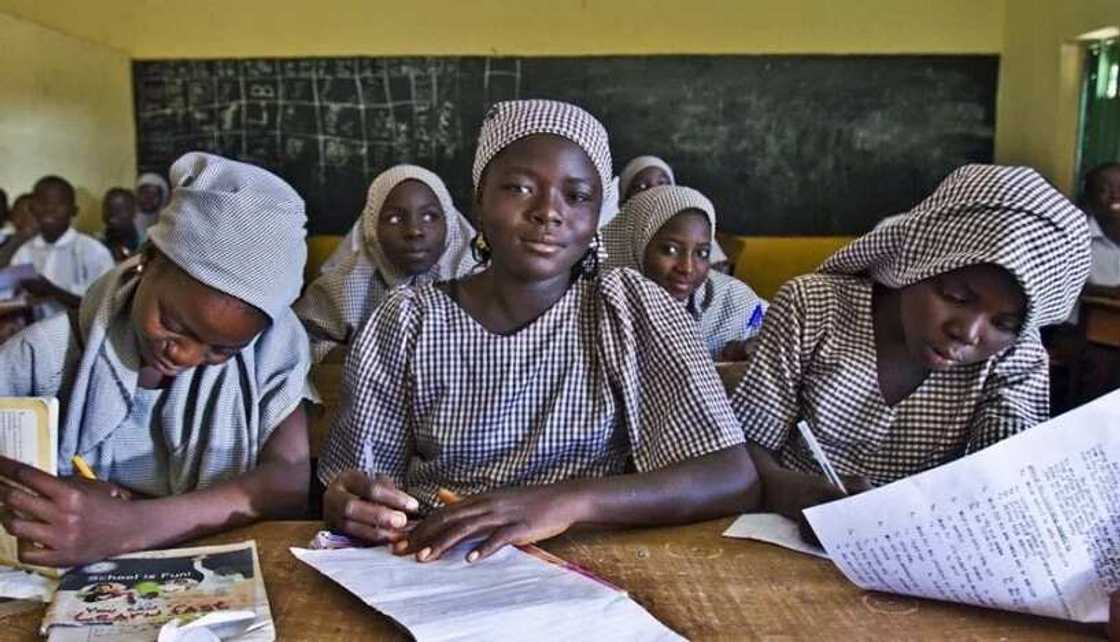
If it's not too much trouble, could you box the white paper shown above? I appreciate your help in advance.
[0,565,57,600]
[722,513,829,559]
[291,541,684,642]
[805,388,1120,623]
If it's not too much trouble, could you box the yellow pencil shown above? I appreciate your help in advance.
[71,455,97,480]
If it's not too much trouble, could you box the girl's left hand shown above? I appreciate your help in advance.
[0,456,139,567]
[398,485,587,563]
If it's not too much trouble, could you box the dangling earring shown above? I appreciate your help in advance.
[578,233,604,280]
[471,232,491,264]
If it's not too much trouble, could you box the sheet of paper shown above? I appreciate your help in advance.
[0,565,56,601]
[805,388,1120,623]
[292,541,684,642]
[0,263,36,297]
[722,513,829,559]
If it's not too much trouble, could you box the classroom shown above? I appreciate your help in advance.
[0,1,1119,640]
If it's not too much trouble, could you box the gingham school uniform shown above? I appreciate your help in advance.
[601,185,766,357]
[294,165,476,363]
[317,268,744,509]
[731,165,1090,486]
[0,153,312,491]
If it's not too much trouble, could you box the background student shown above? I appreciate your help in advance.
[10,176,114,320]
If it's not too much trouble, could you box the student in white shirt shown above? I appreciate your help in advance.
[11,176,114,320]
[1082,163,1120,296]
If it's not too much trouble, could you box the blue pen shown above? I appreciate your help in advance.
[746,303,765,333]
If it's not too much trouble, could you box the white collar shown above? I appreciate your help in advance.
[31,226,78,249]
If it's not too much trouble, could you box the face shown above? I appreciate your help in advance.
[375,180,448,276]
[102,192,135,232]
[11,197,37,236]
[641,209,712,301]
[1087,166,1120,225]
[130,252,270,378]
[477,134,601,283]
[625,166,672,201]
[32,183,75,243]
[898,263,1026,370]
[137,184,164,212]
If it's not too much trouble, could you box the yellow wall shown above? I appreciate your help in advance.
[995,0,1120,193]
[0,1,1003,58]
[0,13,135,233]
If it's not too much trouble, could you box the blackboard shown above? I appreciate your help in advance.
[133,55,998,236]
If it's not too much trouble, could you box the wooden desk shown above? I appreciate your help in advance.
[1082,295,1120,349]
[0,519,1102,641]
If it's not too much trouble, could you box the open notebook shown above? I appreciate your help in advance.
[0,397,60,577]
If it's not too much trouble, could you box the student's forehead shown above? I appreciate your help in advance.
[945,263,1026,307]
[385,179,438,203]
[490,135,596,178]
[656,209,711,236]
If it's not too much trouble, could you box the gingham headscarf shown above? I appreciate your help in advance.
[619,155,675,203]
[819,164,1091,331]
[136,172,170,209]
[359,164,473,288]
[472,100,613,200]
[148,152,308,322]
[619,185,716,271]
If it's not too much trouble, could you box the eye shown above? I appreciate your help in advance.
[503,183,531,195]
[383,213,402,225]
[159,308,184,335]
[937,279,971,304]
[697,248,711,260]
[992,316,1021,335]
[567,190,593,204]
[659,243,679,257]
[421,210,442,223]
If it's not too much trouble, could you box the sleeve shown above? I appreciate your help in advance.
[0,314,76,397]
[965,330,1050,453]
[293,269,351,363]
[597,269,744,473]
[250,310,314,439]
[728,277,814,451]
[316,288,419,487]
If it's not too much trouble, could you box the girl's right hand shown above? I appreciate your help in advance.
[771,468,871,546]
[323,470,420,544]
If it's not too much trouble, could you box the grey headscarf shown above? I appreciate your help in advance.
[148,152,307,321]
[58,152,311,491]
[819,164,1091,332]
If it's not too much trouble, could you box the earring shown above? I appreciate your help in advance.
[578,233,603,280]
[471,233,491,263]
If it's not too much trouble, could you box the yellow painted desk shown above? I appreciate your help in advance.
[0,519,1102,641]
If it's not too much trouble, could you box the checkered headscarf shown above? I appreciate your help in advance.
[359,164,473,288]
[619,155,675,203]
[616,185,715,271]
[472,100,613,199]
[148,152,308,321]
[819,164,1091,331]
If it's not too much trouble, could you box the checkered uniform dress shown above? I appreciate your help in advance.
[731,165,1091,486]
[317,268,744,509]
[294,165,475,363]
[601,185,767,357]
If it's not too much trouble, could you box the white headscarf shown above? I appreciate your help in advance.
[136,172,170,212]
[619,155,675,203]
[359,164,474,288]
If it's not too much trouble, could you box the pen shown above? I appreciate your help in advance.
[71,455,97,480]
[796,421,848,495]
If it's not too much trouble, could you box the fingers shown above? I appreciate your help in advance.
[0,484,62,524]
[6,517,59,551]
[470,524,525,562]
[0,456,70,500]
[334,518,408,545]
[404,505,501,562]
[338,471,419,514]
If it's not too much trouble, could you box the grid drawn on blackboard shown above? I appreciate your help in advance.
[134,59,485,185]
